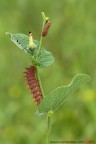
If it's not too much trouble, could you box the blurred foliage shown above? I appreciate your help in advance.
[0,0,96,143]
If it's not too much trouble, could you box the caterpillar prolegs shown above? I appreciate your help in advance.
[24,66,43,105]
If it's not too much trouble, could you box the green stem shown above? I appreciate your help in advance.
[37,35,43,57]
[46,114,52,144]
[36,67,45,98]
[37,15,46,58]
[31,56,40,66]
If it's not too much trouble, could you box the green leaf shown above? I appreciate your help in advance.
[38,74,91,114]
[7,33,54,68]
[6,32,39,55]
[38,48,54,68]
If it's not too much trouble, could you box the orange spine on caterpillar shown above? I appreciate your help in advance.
[24,66,42,105]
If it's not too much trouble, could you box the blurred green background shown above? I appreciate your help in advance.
[0,0,96,143]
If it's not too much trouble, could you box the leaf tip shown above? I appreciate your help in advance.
[80,74,91,82]
[6,32,11,36]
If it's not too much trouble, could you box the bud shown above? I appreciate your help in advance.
[29,32,36,50]
[48,110,54,116]
[42,20,51,37]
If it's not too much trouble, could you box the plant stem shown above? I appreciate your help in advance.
[37,35,43,57]
[31,56,40,66]
[36,67,45,98]
[37,14,46,58]
[46,114,52,144]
